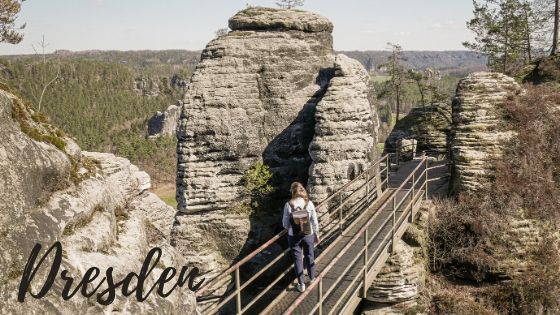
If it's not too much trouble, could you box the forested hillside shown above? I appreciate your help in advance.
[0,51,198,187]
[0,49,483,191]
[339,50,487,76]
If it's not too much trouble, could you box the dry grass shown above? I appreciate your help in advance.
[427,85,560,314]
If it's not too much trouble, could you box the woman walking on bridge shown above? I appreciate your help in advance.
[282,182,320,293]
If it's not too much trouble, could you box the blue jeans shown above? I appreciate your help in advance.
[288,233,316,285]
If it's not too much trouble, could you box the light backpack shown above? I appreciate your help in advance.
[288,200,312,235]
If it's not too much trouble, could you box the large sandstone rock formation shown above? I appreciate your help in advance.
[307,54,379,203]
[0,89,197,314]
[449,72,521,193]
[176,7,335,213]
[173,7,380,284]
[449,72,547,280]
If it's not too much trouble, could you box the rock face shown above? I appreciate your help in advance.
[176,6,335,213]
[0,89,197,314]
[148,103,181,137]
[448,72,546,280]
[363,204,430,315]
[307,54,379,203]
[385,103,451,154]
[365,240,423,305]
[449,72,521,193]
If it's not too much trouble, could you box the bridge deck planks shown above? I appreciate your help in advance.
[263,159,424,315]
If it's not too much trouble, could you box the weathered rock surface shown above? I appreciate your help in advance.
[449,72,521,193]
[307,54,379,203]
[0,89,197,314]
[385,103,451,155]
[176,6,336,214]
[147,103,182,138]
[366,240,424,305]
[363,202,431,315]
[228,7,333,32]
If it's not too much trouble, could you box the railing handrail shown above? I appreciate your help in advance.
[282,157,428,315]
[196,154,389,297]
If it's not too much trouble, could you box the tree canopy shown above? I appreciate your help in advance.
[0,0,25,44]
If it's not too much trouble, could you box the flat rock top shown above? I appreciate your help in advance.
[228,6,333,33]
[458,71,521,92]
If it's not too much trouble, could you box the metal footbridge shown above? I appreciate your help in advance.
[196,151,448,315]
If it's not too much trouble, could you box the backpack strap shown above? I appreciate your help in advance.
[288,200,295,212]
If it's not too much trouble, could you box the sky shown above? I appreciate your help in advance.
[0,0,477,55]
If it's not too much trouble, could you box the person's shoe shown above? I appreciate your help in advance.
[296,283,306,292]
[309,276,316,284]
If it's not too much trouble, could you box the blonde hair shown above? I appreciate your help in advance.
[290,182,309,202]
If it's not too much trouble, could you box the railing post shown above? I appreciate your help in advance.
[362,229,368,297]
[410,172,415,223]
[235,269,241,314]
[396,145,401,168]
[386,155,389,188]
[375,164,382,198]
[366,170,370,203]
[391,197,396,254]
[339,192,343,234]
[318,278,323,315]
[424,158,429,200]
[412,173,415,200]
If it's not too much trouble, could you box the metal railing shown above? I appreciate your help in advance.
[282,156,429,315]
[387,141,449,168]
[196,154,391,314]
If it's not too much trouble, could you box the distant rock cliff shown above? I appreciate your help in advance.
[0,89,197,314]
[148,102,181,138]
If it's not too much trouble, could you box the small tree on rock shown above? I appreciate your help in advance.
[276,0,304,9]
[32,35,60,112]
[215,28,229,38]
[378,43,406,123]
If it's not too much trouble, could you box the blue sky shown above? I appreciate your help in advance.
[0,0,477,55]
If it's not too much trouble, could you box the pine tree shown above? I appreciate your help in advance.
[464,0,536,73]
[378,43,406,123]
[0,0,25,44]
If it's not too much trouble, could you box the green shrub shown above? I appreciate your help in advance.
[242,161,274,198]
[236,161,275,213]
